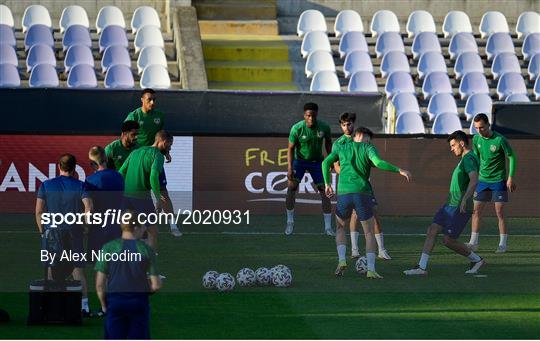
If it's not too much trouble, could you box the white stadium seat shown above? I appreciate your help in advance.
[406,10,436,38]
[370,10,400,38]
[395,112,425,134]
[131,6,161,34]
[301,30,331,58]
[516,11,540,39]
[96,6,125,34]
[134,25,164,54]
[480,11,509,38]
[59,5,89,33]
[305,50,335,78]
[310,71,340,92]
[0,4,15,27]
[432,112,462,134]
[297,10,327,37]
[22,5,52,33]
[443,11,473,38]
[334,10,363,38]
[137,46,168,75]
[140,64,170,89]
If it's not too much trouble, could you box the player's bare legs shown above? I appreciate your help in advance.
[316,184,334,236]
[72,267,89,315]
[335,215,348,276]
[349,210,360,257]
[373,207,391,260]
[405,224,485,275]
[494,202,508,252]
[146,225,158,251]
[468,201,487,251]
[360,217,382,278]
[161,188,182,237]
[285,180,298,235]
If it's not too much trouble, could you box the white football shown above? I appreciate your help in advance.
[272,268,293,287]
[255,267,272,286]
[202,270,219,289]
[355,256,368,274]
[236,268,256,287]
[216,273,235,292]
[270,264,291,277]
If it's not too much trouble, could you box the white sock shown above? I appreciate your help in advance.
[323,213,332,230]
[286,209,294,223]
[468,252,481,262]
[367,252,376,271]
[375,233,385,251]
[170,223,178,230]
[419,253,430,270]
[82,297,89,312]
[499,234,508,247]
[337,244,346,262]
[350,231,359,251]
[469,232,479,245]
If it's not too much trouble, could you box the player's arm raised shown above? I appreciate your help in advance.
[368,146,412,182]
[322,152,339,198]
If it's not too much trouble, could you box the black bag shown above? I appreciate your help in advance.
[27,279,82,325]
[28,229,82,325]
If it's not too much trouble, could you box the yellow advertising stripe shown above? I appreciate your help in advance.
[205,60,293,83]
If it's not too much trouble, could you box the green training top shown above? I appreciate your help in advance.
[119,146,164,198]
[322,142,400,195]
[331,134,352,153]
[288,120,331,162]
[94,238,157,293]
[447,151,479,210]
[104,139,139,170]
[473,131,516,183]
[125,107,165,147]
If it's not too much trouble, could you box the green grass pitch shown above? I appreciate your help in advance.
[0,214,539,339]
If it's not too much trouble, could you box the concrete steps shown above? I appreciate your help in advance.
[198,20,278,35]
[208,81,297,90]
[205,60,293,82]
[194,0,276,20]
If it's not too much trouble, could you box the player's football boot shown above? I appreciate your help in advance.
[82,309,93,318]
[351,249,360,258]
[325,228,336,236]
[495,245,506,253]
[465,242,478,252]
[170,227,182,237]
[285,221,294,235]
[366,270,383,279]
[403,265,427,276]
[465,259,486,274]
[96,308,107,317]
[335,261,347,276]
[378,249,392,260]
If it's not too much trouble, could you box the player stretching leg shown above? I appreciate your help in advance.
[404,131,485,275]
[285,103,333,236]
[322,127,412,278]
[466,114,517,253]
[332,113,391,259]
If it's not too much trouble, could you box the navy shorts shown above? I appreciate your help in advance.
[474,180,508,202]
[336,193,375,221]
[123,196,155,227]
[41,227,85,268]
[433,204,471,239]
[159,169,167,187]
[293,159,324,185]
[105,293,150,339]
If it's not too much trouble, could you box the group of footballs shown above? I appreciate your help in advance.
[203,265,292,292]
